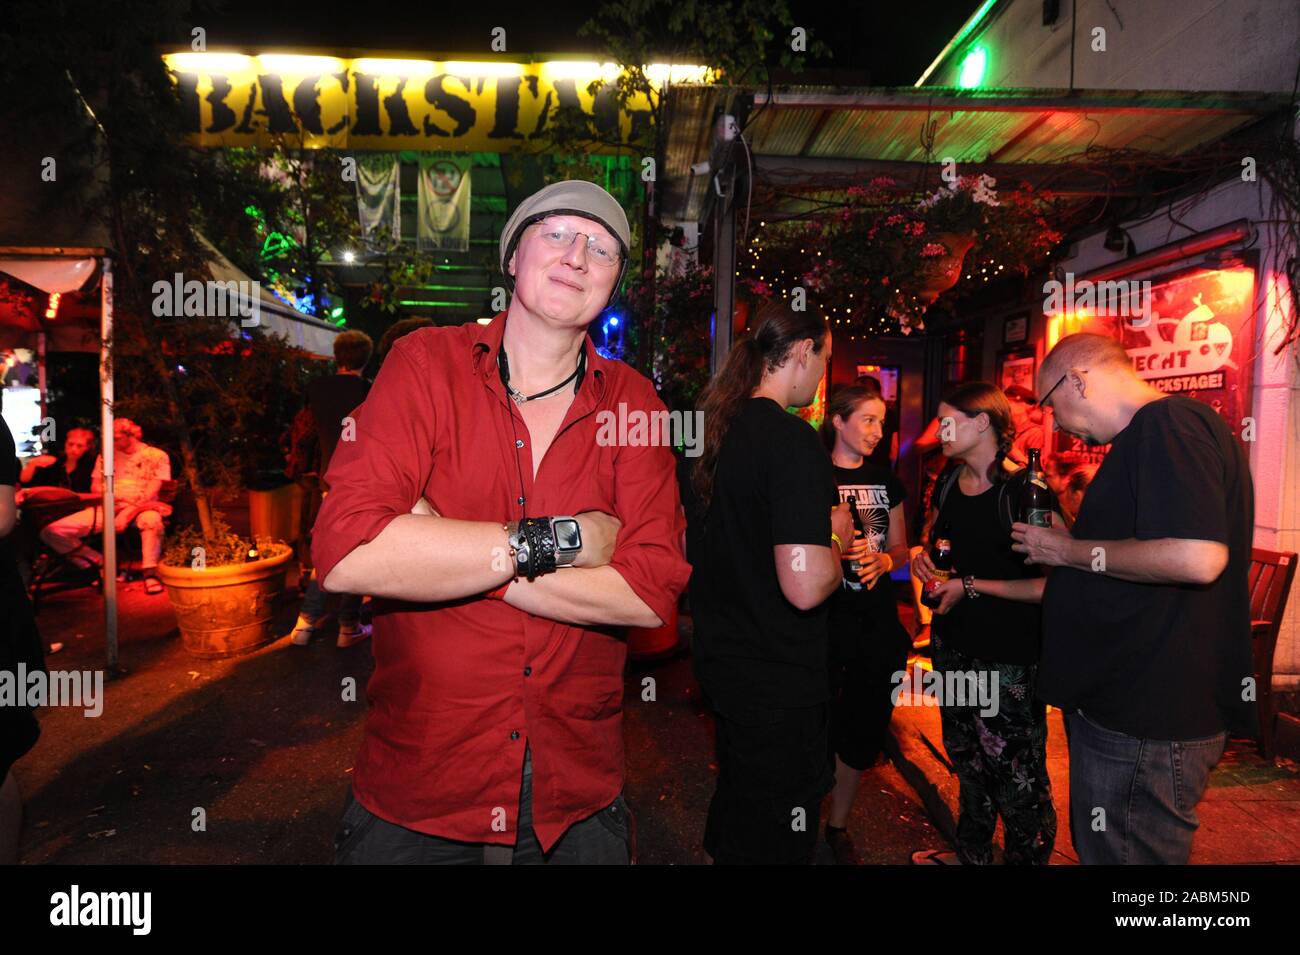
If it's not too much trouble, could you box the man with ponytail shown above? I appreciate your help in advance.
[690,301,853,865]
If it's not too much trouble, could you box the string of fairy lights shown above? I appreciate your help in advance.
[737,220,1018,340]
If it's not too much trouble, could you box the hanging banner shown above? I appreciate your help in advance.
[161,54,702,152]
[356,153,401,240]
[1046,262,1256,464]
[417,155,471,252]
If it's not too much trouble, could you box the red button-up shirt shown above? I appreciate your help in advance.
[312,314,690,851]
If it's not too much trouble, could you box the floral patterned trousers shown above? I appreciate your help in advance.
[932,634,1057,865]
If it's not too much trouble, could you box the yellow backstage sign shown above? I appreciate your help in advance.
[164,53,710,152]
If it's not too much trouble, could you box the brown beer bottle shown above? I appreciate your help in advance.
[843,495,865,586]
[921,523,953,609]
[1021,448,1052,528]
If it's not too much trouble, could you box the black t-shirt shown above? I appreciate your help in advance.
[307,373,372,475]
[832,459,905,627]
[691,398,838,710]
[28,454,94,493]
[930,472,1048,664]
[1040,396,1255,739]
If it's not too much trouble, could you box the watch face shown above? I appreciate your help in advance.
[554,519,581,551]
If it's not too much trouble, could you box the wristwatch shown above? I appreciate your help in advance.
[962,575,980,600]
[550,517,583,567]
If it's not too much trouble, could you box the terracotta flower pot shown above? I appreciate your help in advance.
[157,545,293,658]
[916,232,976,301]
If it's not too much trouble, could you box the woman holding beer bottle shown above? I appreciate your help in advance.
[910,382,1063,866]
[819,384,911,865]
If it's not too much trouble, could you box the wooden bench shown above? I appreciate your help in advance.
[1250,547,1297,758]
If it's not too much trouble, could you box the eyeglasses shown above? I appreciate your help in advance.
[1036,372,1067,409]
[531,218,622,268]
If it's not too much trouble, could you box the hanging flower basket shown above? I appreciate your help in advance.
[758,173,1065,333]
[915,232,977,302]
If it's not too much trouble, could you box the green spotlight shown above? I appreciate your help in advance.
[958,46,987,88]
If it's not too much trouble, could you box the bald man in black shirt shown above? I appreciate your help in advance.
[1012,333,1253,865]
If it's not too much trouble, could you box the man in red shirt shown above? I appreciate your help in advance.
[314,180,690,864]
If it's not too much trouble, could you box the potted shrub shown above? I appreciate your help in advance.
[37,34,347,656]
[155,517,294,658]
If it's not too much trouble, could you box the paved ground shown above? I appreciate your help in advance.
[13,575,1300,864]
[15,577,938,864]
[890,670,1300,864]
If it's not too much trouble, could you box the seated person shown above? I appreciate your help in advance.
[16,425,96,499]
[40,418,172,594]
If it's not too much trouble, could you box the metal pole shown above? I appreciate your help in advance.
[100,258,117,671]
[710,168,737,377]
[36,331,47,431]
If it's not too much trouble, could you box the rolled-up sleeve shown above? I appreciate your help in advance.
[606,385,692,625]
[312,340,437,589]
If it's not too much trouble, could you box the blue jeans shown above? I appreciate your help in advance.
[1066,709,1225,864]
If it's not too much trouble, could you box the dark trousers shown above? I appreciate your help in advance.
[332,747,632,865]
[703,701,833,865]
[828,594,911,771]
[932,634,1056,865]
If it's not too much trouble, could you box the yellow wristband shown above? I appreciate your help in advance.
[830,532,844,553]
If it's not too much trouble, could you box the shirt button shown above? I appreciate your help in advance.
[524,666,532,677]
[515,439,525,448]
[510,730,521,741]
[517,496,525,505]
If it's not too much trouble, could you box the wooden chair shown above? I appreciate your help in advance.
[1249,547,1298,758]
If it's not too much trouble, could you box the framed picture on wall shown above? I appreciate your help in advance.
[1003,314,1029,344]
[998,348,1036,395]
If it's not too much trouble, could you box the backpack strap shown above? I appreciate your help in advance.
[937,463,1028,537]
[933,460,962,521]
[997,468,1028,536]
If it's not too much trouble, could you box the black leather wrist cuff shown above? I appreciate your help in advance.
[520,517,557,581]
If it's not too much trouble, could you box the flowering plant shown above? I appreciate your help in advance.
[623,266,715,410]
[787,174,1064,331]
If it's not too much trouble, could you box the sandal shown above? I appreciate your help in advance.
[288,614,324,646]
[911,849,963,865]
[143,573,164,595]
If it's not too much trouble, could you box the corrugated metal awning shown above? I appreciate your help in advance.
[664,85,1290,222]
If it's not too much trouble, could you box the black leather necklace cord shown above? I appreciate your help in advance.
[500,348,586,404]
